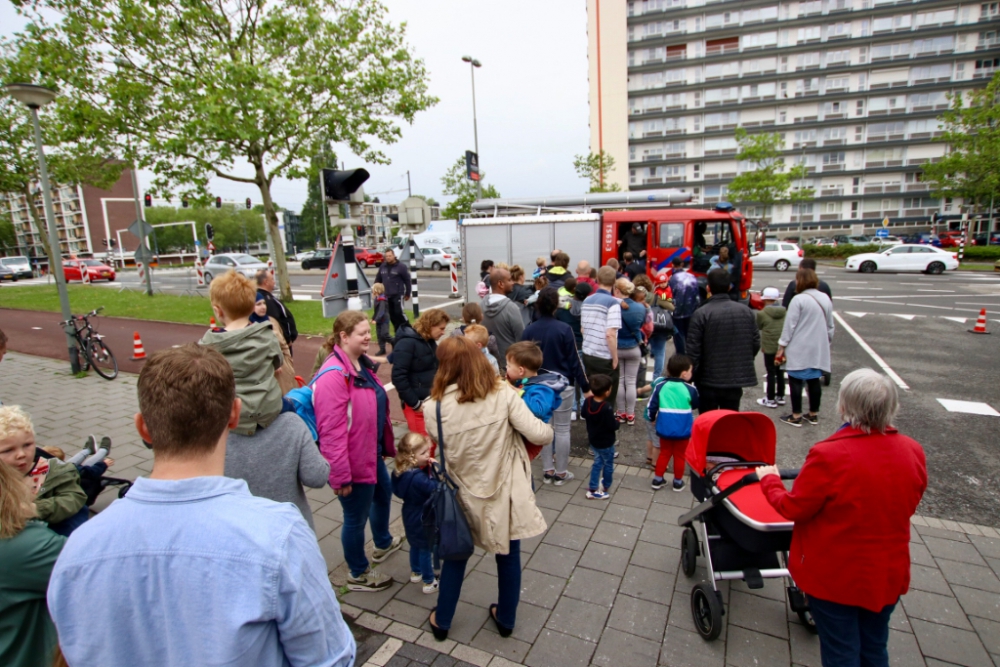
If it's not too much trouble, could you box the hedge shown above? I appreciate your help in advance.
[802,244,1000,260]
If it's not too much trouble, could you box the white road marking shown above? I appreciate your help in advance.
[844,312,868,317]
[917,289,955,293]
[832,311,909,390]
[890,314,916,320]
[834,281,869,284]
[936,399,1000,417]
[845,287,883,290]
[943,317,968,324]
[31,326,42,330]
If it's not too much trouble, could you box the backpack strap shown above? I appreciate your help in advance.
[309,364,345,388]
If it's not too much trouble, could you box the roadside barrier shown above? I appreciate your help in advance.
[449,259,460,299]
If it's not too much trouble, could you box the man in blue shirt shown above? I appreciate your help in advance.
[48,344,355,667]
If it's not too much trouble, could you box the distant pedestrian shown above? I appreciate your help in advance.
[508,265,533,327]
[685,269,760,412]
[647,355,698,492]
[580,266,622,406]
[576,261,597,290]
[391,432,439,595]
[668,258,700,355]
[372,283,391,355]
[392,310,450,435]
[777,268,834,428]
[255,270,298,355]
[374,248,412,335]
[755,287,787,409]
[782,258,832,309]
[481,267,525,371]
[606,258,624,279]
[617,222,647,261]
[614,278,646,425]
[580,374,618,499]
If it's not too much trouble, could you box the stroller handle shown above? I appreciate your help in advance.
[678,468,800,527]
[741,468,800,484]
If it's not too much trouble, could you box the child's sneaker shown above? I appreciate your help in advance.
[422,579,440,594]
[543,471,555,484]
[757,398,778,409]
[804,413,819,425]
[672,479,686,492]
[346,568,393,592]
[553,471,575,486]
[371,535,405,563]
[586,490,610,500]
[625,414,636,425]
[615,412,627,423]
[776,396,786,406]
[409,572,423,584]
[780,414,803,428]
[651,477,667,490]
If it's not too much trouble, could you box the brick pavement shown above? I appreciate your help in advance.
[4,350,1000,667]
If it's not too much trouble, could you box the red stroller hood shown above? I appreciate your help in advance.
[687,410,776,474]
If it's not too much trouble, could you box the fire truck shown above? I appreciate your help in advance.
[461,190,763,302]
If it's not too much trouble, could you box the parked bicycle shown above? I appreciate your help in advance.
[59,307,119,380]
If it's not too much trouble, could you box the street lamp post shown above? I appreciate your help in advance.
[461,55,482,200]
[4,83,80,372]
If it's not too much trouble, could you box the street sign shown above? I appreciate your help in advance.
[465,150,480,182]
[128,218,154,238]
[133,243,154,264]
[882,217,889,229]
[876,228,889,238]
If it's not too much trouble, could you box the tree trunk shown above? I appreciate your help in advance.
[23,183,52,260]
[253,162,294,302]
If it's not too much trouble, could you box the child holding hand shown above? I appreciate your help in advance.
[391,432,439,594]
[647,355,699,492]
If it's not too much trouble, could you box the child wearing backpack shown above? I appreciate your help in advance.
[648,354,699,492]
[391,432,439,594]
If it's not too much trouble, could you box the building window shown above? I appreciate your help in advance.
[915,9,956,27]
[873,15,911,32]
[797,26,821,42]
[827,22,851,38]
[822,152,846,165]
[826,49,851,65]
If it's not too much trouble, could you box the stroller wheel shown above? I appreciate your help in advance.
[798,609,819,634]
[681,527,699,578]
[691,583,724,641]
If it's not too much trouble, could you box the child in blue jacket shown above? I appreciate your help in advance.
[646,354,699,492]
[504,341,568,471]
[391,432,438,593]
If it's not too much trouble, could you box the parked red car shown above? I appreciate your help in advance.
[355,248,384,268]
[938,231,975,248]
[64,259,116,282]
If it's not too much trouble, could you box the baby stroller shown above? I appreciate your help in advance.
[677,410,815,640]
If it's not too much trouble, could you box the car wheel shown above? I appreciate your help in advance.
[431,261,442,271]
[204,271,213,283]
[926,261,945,275]
[775,259,790,272]
[301,262,309,270]
[859,261,876,274]
[358,259,367,268]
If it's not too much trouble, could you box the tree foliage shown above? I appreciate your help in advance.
[440,157,499,220]
[15,0,437,299]
[143,206,267,254]
[412,195,439,206]
[726,128,814,223]
[923,73,1000,213]
[573,150,621,192]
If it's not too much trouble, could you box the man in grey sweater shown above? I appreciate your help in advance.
[225,412,330,529]
[480,267,525,372]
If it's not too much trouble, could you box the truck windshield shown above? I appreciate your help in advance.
[658,223,685,248]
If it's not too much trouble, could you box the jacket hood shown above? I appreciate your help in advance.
[483,294,518,317]
[526,371,569,394]
[568,299,584,317]
[761,305,787,321]
[198,322,276,363]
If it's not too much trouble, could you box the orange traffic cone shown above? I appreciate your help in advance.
[969,309,991,334]
[131,331,147,360]
[210,316,216,328]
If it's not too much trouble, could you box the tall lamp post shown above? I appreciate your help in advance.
[461,55,482,200]
[4,83,80,372]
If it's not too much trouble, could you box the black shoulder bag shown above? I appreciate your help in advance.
[422,402,475,566]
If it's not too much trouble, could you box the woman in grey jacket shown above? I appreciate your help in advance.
[777,267,834,428]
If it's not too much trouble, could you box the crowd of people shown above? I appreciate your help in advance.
[0,246,927,667]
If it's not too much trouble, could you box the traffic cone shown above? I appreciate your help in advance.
[131,332,147,361]
[969,309,991,334]
[210,316,216,328]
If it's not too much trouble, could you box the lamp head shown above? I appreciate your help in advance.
[472,59,482,67]
[3,83,58,109]
[462,55,472,62]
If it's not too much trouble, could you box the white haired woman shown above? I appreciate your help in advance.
[755,369,927,667]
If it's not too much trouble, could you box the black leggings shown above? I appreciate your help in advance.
[789,377,822,415]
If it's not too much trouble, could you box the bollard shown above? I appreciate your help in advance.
[449,258,460,299]
[81,264,90,284]
[195,257,205,287]
[136,261,145,283]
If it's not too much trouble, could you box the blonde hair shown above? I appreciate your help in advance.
[509,265,525,283]
[209,270,256,320]
[0,460,31,539]
[615,277,635,297]
[41,446,66,461]
[372,283,385,296]
[494,262,510,273]
[394,432,432,474]
[0,405,34,441]
[535,257,546,267]
[463,323,489,347]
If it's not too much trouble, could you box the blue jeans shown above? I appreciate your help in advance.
[649,335,668,379]
[589,445,615,492]
[808,595,896,667]
[50,506,89,537]
[437,541,521,630]
[409,545,435,584]
[673,317,691,356]
[339,456,394,577]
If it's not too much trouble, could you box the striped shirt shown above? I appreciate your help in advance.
[580,288,622,359]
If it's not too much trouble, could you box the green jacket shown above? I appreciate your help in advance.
[34,458,86,525]
[199,322,283,435]
[0,521,66,667]
[756,305,787,355]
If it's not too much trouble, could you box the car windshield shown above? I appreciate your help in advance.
[233,255,260,265]
[1,258,27,265]
[82,260,106,266]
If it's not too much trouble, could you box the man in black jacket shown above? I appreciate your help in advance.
[781,258,832,308]
[374,249,412,335]
[255,270,298,354]
[685,269,760,412]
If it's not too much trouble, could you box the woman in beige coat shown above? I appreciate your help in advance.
[424,336,553,641]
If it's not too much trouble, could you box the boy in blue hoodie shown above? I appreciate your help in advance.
[504,341,568,467]
[646,354,699,491]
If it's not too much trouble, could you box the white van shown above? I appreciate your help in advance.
[0,256,33,279]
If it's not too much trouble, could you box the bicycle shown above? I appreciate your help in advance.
[59,307,119,380]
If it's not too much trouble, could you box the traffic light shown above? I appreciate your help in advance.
[205,223,215,241]
[245,197,252,210]
[357,226,366,236]
[101,238,107,247]
[321,168,370,200]
[144,193,152,207]
[182,198,189,208]
[109,238,116,248]
[215,197,222,209]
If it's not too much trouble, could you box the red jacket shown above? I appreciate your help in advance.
[761,425,926,612]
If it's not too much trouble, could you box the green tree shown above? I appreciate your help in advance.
[0,213,17,251]
[19,0,437,301]
[412,195,439,206]
[144,206,266,254]
[573,150,621,192]
[440,157,500,220]
[298,144,338,250]
[726,128,814,224]
[923,73,1000,216]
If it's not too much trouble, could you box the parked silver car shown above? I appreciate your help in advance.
[0,255,33,279]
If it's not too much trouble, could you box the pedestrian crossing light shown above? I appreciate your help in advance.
[321,168,370,201]
[205,223,215,241]
[215,197,222,209]
[182,197,189,208]
[245,197,252,210]
[143,193,152,207]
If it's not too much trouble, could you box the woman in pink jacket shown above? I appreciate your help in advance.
[314,310,402,593]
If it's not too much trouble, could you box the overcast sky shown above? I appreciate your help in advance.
[1,0,591,212]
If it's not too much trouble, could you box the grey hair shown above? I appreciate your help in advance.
[255,269,270,286]
[836,368,898,434]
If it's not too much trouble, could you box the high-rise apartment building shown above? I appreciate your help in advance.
[588,0,1000,234]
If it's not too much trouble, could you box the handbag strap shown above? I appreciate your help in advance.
[802,290,830,321]
[436,402,447,473]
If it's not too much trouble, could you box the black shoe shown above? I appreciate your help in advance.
[804,413,819,425]
[780,414,803,428]
[651,477,667,490]
[377,348,386,356]
[489,604,513,638]
[429,609,449,641]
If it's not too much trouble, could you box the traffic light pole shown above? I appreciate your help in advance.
[319,168,331,249]
[409,233,419,319]
[130,165,154,296]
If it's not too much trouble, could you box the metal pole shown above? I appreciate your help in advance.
[407,170,412,197]
[470,63,481,200]
[128,163,153,296]
[29,106,80,372]
[409,232,419,319]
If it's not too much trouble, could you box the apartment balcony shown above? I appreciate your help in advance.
[645,177,664,185]
[977,40,1000,50]
[865,159,905,168]
[642,154,665,162]
[974,68,999,79]
[703,148,738,156]
[820,163,846,172]
[792,141,818,149]
[819,213,842,221]
[867,132,906,142]
[864,183,903,194]
[905,182,932,192]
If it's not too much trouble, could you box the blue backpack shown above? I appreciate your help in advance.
[284,364,348,441]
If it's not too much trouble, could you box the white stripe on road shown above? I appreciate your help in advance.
[832,311,909,390]
[422,299,464,311]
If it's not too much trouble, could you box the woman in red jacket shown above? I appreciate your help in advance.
[756,368,926,667]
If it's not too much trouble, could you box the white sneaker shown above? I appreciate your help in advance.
[371,535,405,563]
[571,410,578,421]
[346,568,393,592]
[422,578,440,594]
[757,398,778,409]
[409,572,423,584]
[553,471,575,486]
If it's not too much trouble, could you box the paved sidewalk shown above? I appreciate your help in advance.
[5,351,1000,667]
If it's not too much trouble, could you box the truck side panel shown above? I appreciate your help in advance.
[553,222,601,275]
[510,223,553,271]
[463,223,509,299]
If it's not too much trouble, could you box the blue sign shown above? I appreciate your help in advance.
[876,228,889,238]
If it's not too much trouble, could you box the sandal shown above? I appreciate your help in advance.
[428,608,449,641]
[489,603,513,638]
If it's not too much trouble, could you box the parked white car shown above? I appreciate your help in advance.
[203,253,269,282]
[869,235,903,247]
[845,244,958,274]
[750,242,803,272]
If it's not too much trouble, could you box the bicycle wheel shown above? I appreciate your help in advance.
[86,338,119,380]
